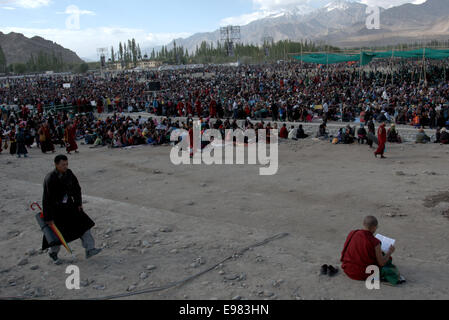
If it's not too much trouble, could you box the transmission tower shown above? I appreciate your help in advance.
[97,47,108,75]
[220,25,241,57]
[262,36,274,57]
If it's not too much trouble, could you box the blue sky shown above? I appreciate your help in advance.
[0,0,426,59]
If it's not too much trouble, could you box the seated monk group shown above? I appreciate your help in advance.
[341,216,396,282]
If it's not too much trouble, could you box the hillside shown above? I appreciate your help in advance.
[0,32,84,66]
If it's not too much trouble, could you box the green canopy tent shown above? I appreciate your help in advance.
[293,48,449,66]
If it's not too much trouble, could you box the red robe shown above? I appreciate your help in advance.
[177,102,184,117]
[375,125,387,156]
[341,230,381,281]
[279,127,288,139]
[186,102,193,116]
[97,99,104,114]
[65,123,78,152]
[209,99,217,118]
[195,100,202,117]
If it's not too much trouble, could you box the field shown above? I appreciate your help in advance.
[1,137,449,300]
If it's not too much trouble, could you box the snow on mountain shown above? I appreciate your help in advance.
[324,0,351,12]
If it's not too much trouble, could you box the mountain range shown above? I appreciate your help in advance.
[165,0,449,53]
[0,31,84,66]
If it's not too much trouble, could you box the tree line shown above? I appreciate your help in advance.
[110,38,188,66]
[108,38,341,66]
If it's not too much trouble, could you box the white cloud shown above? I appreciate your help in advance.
[0,26,192,59]
[0,0,51,9]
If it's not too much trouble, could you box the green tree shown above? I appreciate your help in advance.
[111,46,116,63]
[119,42,123,62]
[13,63,27,74]
[0,45,6,73]
[78,63,89,73]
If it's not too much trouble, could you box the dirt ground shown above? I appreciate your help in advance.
[1,136,449,300]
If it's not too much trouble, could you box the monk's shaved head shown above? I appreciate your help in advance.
[363,216,378,229]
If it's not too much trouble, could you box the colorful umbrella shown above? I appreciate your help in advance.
[31,202,73,254]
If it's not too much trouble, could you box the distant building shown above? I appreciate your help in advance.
[108,60,162,71]
[136,60,162,69]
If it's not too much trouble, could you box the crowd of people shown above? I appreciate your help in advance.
[2,60,449,291]
[2,60,449,124]
[1,59,449,157]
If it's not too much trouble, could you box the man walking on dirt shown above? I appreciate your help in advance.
[42,155,102,265]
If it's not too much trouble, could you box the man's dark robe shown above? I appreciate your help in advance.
[42,169,95,250]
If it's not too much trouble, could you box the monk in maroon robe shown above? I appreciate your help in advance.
[38,123,55,154]
[195,99,202,117]
[279,124,288,139]
[209,98,217,119]
[186,101,193,116]
[341,216,395,281]
[177,101,184,117]
[65,122,79,154]
[375,123,387,158]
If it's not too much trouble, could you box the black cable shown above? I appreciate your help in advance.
[0,233,289,301]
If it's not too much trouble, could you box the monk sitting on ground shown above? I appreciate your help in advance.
[341,216,395,281]
[440,128,449,144]
[279,123,288,139]
[387,124,402,143]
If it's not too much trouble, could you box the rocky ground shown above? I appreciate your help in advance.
[0,137,449,300]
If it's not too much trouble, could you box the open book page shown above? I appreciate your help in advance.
[375,234,396,253]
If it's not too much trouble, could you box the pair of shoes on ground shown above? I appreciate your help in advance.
[321,264,339,277]
[49,248,102,265]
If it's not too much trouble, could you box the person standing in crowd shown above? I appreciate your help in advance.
[8,127,17,156]
[0,129,3,154]
[374,122,387,159]
[64,122,79,154]
[16,124,28,158]
[367,120,376,149]
[38,122,55,154]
